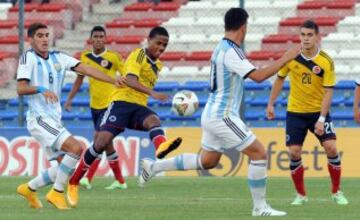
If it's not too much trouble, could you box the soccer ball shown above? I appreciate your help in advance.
[172,90,199,116]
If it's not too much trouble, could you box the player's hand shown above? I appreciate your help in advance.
[42,90,58,104]
[64,100,72,112]
[150,91,168,102]
[314,121,325,136]
[115,73,127,87]
[266,105,275,120]
[282,44,301,62]
[354,109,360,124]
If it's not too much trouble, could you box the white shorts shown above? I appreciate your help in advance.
[27,115,71,161]
[201,116,256,153]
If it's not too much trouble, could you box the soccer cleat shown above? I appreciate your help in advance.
[16,183,43,209]
[138,158,155,188]
[46,188,70,210]
[156,137,182,159]
[332,191,349,205]
[80,177,92,190]
[105,181,128,190]
[252,204,287,217]
[291,194,308,205]
[66,184,79,208]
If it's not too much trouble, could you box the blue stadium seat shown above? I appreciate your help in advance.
[72,97,89,106]
[332,109,352,120]
[62,112,78,120]
[344,96,353,106]
[245,81,271,90]
[334,80,355,90]
[249,95,283,107]
[78,111,92,120]
[147,97,157,106]
[245,111,264,120]
[0,100,7,110]
[179,81,210,91]
[157,110,171,120]
[154,81,179,92]
[197,94,208,107]
[283,80,290,90]
[0,111,17,120]
[169,111,201,121]
[331,96,346,106]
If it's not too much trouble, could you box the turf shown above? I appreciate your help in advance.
[1,176,359,220]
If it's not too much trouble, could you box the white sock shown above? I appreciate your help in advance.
[28,164,58,191]
[152,153,203,173]
[53,154,79,191]
[248,160,268,209]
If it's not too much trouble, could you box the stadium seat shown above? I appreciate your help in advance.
[0,111,17,120]
[179,81,210,91]
[332,109,353,120]
[335,80,356,90]
[245,81,271,90]
[154,81,179,92]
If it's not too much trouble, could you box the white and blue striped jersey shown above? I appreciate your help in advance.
[16,49,80,120]
[202,38,256,120]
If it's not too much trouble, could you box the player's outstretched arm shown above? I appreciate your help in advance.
[17,80,58,103]
[266,76,285,120]
[64,74,84,111]
[354,85,360,123]
[74,63,114,84]
[125,74,168,102]
[248,45,301,83]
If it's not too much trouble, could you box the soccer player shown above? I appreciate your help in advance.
[353,80,360,124]
[266,20,349,205]
[138,8,301,217]
[16,23,118,210]
[67,26,183,207]
[64,26,127,190]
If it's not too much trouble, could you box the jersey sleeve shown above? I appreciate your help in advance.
[224,48,256,78]
[16,52,35,81]
[278,64,289,78]
[60,52,81,71]
[356,79,360,86]
[323,58,336,87]
[125,49,143,78]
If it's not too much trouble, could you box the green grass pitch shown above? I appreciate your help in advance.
[1,176,359,220]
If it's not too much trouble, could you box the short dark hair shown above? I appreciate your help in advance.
[90,26,106,37]
[148,26,169,39]
[301,20,319,34]
[27,23,48,38]
[224,8,249,31]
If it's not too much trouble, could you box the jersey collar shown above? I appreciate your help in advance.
[300,48,320,61]
[91,48,107,57]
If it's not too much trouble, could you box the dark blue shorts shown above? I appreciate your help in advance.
[90,108,107,131]
[286,111,336,146]
[99,101,157,136]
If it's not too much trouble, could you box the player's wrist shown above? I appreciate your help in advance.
[36,86,47,93]
[317,115,325,123]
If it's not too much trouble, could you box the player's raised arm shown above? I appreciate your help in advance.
[247,45,301,82]
[73,63,114,84]
[354,81,360,123]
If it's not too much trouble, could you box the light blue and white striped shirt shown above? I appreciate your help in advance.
[16,49,80,120]
[202,38,256,120]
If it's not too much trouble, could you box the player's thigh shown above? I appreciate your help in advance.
[27,116,71,160]
[132,106,160,130]
[242,139,267,160]
[91,108,107,132]
[309,113,337,147]
[201,116,256,152]
[286,112,308,146]
[99,101,131,136]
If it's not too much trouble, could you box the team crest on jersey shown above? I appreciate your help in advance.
[109,115,116,122]
[101,60,109,67]
[312,65,321,74]
[54,63,61,71]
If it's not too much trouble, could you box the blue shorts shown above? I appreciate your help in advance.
[286,111,336,146]
[99,101,157,136]
[90,108,107,131]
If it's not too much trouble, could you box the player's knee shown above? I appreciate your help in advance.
[202,159,218,169]
[94,138,110,152]
[288,150,301,160]
[68,144,83,156]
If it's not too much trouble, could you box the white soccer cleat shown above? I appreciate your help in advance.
[252,204,287,217]
[138,158,155,188]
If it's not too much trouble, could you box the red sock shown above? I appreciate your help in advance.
[291,165,306,196]
[69,158,90,185]
[152,135,166,150]
[328,163,341,193]
[108,159,125,184]
[86,158,101,182]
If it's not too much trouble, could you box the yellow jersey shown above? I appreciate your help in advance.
[80,49,125,109]
[278,50,335,113]
[111,48,163,106]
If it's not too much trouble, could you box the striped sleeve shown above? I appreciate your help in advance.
[224,48,255,78]
[16,51,35,81]
[125,49,144,78]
